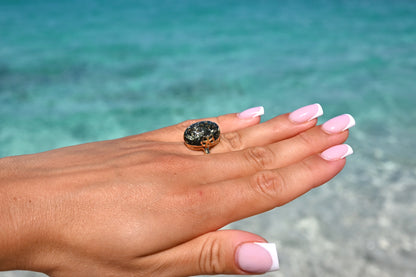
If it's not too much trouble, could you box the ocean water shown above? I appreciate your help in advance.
[1,0,415,276]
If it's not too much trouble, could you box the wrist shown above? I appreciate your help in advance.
[0,183,17,270]
[0,155,50,272]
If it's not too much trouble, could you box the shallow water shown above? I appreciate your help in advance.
[1,0,415,276]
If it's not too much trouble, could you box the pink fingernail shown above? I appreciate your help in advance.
[237,106,265,119]
[322,114,355,134]
[321,144,354,161]
[236,242,279,273]
[288,103,323,124]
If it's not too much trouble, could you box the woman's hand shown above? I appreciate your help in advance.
[0,104,355,276]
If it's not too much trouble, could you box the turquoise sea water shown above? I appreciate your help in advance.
[1,1,415,276]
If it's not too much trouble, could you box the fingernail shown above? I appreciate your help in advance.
[236,242,279,273]
[321,144,354,161]
[288,103,323,124]
[237,106,264,119]
[322,114,356,134]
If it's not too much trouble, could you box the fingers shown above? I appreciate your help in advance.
[135,104,323,157]
[189,114,354,183]
[213,103,323,153]
[135,107,263,142]
[140,230,279,276]
[159,112,320,157]
[186,150,350,230]
[125,104,324,161]
[129,104,322,151]
[139,114,354,187]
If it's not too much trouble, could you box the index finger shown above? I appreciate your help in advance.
[133,107,264,142]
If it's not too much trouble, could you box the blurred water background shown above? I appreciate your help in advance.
[1,0,415,276]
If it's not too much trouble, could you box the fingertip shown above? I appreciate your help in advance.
[150,230,274,276]
[237,106,265,120]
[236,242,279,273]
[288,103,324,124]
[310,151,348,174]
[216,109,263,133]
[320,144,354,161]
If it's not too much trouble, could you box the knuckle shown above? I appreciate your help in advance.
[221,132,244,151]
[298,160,316,187]
[297,131,315,147]
[245,146,275,169]
[251,170,285,200]
[177,119,197,131]
[301,159,315,174]
[199,236,224,274]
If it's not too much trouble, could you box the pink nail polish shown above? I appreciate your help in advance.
[236,243,279,273]
[321,144,354,161]
[322,114,355,134]
[288,103,323,124]
[237,106,264,119]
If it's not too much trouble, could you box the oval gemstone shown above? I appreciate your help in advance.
[184,121,220,147]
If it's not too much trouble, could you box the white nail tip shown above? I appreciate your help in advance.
[254,106,265,117]
[313,103,324,120]
[237,106,265,119]
[254,242,280,271]
[342,144,354,158]
[343,114,356,131]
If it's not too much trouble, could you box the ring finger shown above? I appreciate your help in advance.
[179,104,324,156]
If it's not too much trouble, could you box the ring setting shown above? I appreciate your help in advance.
[184,121,220,154]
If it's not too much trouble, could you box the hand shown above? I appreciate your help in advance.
[0,104,355,276]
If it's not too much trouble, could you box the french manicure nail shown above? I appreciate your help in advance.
[237,106,265,119]
[322,114,355,134]
[321,144,354,161]
[288,103,323,124]
[236,242,279,273]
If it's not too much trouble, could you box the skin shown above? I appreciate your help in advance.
[0,110,349,276]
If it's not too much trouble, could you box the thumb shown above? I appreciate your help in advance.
[144,230,279,276]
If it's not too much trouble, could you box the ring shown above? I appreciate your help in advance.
[184,121,220,154]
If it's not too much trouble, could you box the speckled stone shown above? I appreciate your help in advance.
[184,121,220,153]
